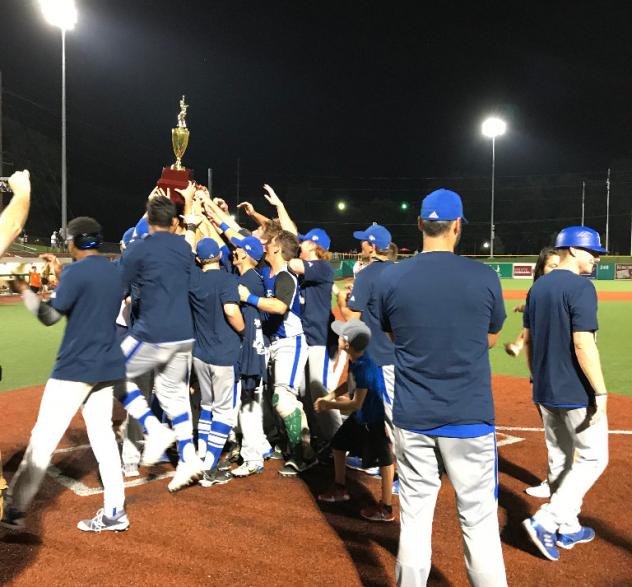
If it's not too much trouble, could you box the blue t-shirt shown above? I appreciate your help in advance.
[349,352,386,426]
[348,260,395,366]
[49,255,126,383]
[300,259,334,346]
[189,267,241,365]
[121,232,195,344]
[523,269,599,407]
[378,252,506,432]
[238,268,266,378]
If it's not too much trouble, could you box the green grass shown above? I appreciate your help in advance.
[0,302,64,392]
[500,278,632,291]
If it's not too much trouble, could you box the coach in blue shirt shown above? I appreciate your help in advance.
[378,189,507,587]
[521,226,609,561]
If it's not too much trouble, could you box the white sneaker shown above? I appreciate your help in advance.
[525,480,551,498]
[77,508,129,533]
[232,462,264,478]
[122,463,140,478]
[168,456,204,493]
[141,425,176,466]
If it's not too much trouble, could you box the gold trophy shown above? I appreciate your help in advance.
[158,96,194,211]
[171,95,190,170]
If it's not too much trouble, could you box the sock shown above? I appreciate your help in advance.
[171,412,195,462]
[197,409,212,458]
[283,408,303,447]
[203,420,232,470]
[121,388,160,433]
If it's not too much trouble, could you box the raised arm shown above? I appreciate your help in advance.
[237,201,270,227]
[263,184,297,235]
[0,170,31,257]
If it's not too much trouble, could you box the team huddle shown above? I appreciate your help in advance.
[0,172,610,587]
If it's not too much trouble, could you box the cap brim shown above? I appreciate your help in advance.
[297,234,307,241]
[353,230,369,241]
[331,320,346,336]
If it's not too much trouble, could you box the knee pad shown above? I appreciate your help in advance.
[272,387,299,419]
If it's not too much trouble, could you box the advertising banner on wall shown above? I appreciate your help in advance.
[615,263,632,280]
[512,263,535,279]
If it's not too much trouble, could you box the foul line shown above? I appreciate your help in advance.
[498,426,632,435]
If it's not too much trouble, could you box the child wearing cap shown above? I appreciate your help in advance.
[315,319,395,523]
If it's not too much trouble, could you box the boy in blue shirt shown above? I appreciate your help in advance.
[315,320,395,523]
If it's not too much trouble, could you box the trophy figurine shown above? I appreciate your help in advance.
[158,96,194,214]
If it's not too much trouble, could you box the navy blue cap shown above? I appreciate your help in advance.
[298,228,331,251]
[420,189,468,223]
[555,226,608,254]
[353,224,392,249]
[231,235,264,261]
[196,238,221,260]
[134,217,149,239]
[121,227,134,246]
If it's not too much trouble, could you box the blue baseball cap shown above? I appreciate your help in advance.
[231,235,264,261]
[120,227,134,246]
[420,189,468,223]
[555,226,608,254]
[196,238,221,260]
[353,224,392,249]
[134,217,149,239]
[298,228,331,251]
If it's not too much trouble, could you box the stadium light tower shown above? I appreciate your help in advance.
[481,117,506,258]
[40,0,78,242]
[336,200,347,211]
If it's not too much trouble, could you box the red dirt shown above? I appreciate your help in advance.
[504,290,632,302]
[1,380,631,586]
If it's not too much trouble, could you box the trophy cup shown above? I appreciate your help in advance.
[158,96,194,215]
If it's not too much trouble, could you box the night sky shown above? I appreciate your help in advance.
[1,1,632,250]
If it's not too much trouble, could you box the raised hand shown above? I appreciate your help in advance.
[262,184,282,207]
[237,201,255,216]
[8,170,31,196]
[175,181,196,203]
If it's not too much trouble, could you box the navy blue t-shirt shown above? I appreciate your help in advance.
[121,231,195,343]
[238,268,266,378]
[300,259,334,346]
[349,352,387,426]
[189,267,242,365]
[348,260,395,366]
[49,255,126,383]
[378,252,506,432]
[523,269,599,407]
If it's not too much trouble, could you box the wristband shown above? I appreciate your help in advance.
[185,223,197,232]
[219,222,230,232]
[246,294,260,307]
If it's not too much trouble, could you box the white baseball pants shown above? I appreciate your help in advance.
[394,427,507,587]
[8,379,126,517]
[238,381,272,466]
[533,405,608,534]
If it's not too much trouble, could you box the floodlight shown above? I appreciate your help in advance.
[481,117,506,138]
[40,0,78,31]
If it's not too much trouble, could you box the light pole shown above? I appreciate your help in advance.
[481,117,506,258]
[40,0,78,240]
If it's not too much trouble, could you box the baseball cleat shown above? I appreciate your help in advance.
[77,508,129,533]
[556,526,595,549]
[232,463,264,478]
[278,463,299,477]
[1,505,26,531]
[168,456,204,493]
[360,503,395,523]
[263,446,283,460]
[525,480,550,499]
[199,467,232,487]
[141,425,176,466]
[318,485,351,503]
[522,517,560,561]
[122,463,140,478]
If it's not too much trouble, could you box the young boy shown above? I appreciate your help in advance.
[315,319,395,522]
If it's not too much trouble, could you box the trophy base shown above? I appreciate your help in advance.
[157,167,194,220]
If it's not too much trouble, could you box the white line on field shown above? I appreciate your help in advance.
[496,432,525,447]
[498,426,632,435]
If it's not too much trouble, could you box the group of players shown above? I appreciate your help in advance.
[0,170,610,587]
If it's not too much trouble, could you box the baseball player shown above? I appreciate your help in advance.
[1,217,130,532]
[0,170,31,522]
[230,235,271,478]
[118,194,204,492]
[522,226,609,561]
[378,189,508,586]
[238,230,314,476]
[337,223,396,429]
[189,238,245,486]
[289,228,345,451]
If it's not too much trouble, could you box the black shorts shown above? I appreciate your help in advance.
[331,416,393,468]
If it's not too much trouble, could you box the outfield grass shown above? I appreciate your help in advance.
[500,278,632,291]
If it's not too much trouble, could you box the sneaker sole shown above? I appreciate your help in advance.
[77,523,130,533]
[318,496,350,503]
[524,487,551,498]
[278,469,298,477]
[361,516,394,523]
[522,519,559,561]
[199,478,232,487]
[556,535,595,549]
[0,521,26,532]
[168,469,203,493]
[232,468,264,478]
